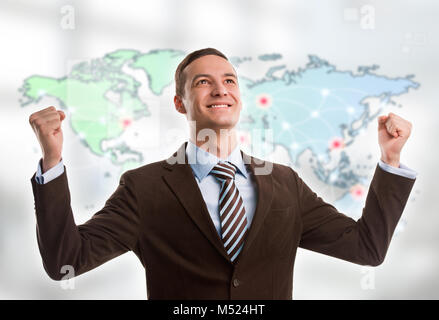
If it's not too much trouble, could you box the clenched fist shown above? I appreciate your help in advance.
[29,106,65,173]
[378,112,412,168]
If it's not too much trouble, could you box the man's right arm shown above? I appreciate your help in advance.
[295,164,415,266]
[29,106,140,281]
[31,167,140,280]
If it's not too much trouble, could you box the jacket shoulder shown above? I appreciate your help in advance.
[120,160,169,181]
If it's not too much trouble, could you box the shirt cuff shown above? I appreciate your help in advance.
[378,159,417,180]
[35,158,64,184]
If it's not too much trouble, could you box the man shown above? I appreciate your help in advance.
[29,48,417,299]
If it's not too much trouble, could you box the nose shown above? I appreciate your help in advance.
[211,81,228,97]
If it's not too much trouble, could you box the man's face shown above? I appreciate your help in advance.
[174,54,242,132]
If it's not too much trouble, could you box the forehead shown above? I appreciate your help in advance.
[184,55,236,79]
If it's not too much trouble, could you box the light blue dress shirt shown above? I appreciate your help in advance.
[185,141,258,236]
[35,142,418,237]
[35,158,64,185]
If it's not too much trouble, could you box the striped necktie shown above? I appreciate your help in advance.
[210,161,248,262]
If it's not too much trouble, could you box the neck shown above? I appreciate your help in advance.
[190,128,238,159]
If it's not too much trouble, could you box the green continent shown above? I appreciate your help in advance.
[20,76,148,156]
[104,49,140,68]
[130,49,185,95]
[20,76,68,105]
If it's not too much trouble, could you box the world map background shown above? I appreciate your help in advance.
[1,0,437,299]
[19,48,419,223]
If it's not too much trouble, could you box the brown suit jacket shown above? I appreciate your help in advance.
[30,142,416,299]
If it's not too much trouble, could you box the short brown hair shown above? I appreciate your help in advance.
[174,48,228,97]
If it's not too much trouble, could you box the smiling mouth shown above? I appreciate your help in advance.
[207,104,232,108]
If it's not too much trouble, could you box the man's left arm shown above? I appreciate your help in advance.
[297,113,417,266]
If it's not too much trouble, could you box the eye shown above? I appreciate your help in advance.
[225,79,235,84]
[196,79,209,85]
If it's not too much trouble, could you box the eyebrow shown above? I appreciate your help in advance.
[191,73,237,85]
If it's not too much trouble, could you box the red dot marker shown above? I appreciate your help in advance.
[350,184,365,201]
[122,118,132,128]
[256,94,272,109]
[329,137,345,150]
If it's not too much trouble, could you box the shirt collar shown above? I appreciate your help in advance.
[186,140,249,182]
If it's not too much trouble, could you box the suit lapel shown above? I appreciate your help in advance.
[234,150,274,264]
[162,142,231,262]
[161,142,274,265]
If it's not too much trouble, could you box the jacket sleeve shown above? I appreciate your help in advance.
[294,164,416,266]
[30,167,140,280]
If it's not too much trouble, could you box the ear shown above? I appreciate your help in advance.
[174,95,187,114]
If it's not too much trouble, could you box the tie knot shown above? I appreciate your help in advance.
[210,161,237,181]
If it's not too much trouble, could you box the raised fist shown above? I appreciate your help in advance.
[29,106,65,173]
[378,112,412,168]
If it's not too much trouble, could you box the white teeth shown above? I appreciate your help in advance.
[209,104,230,108]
